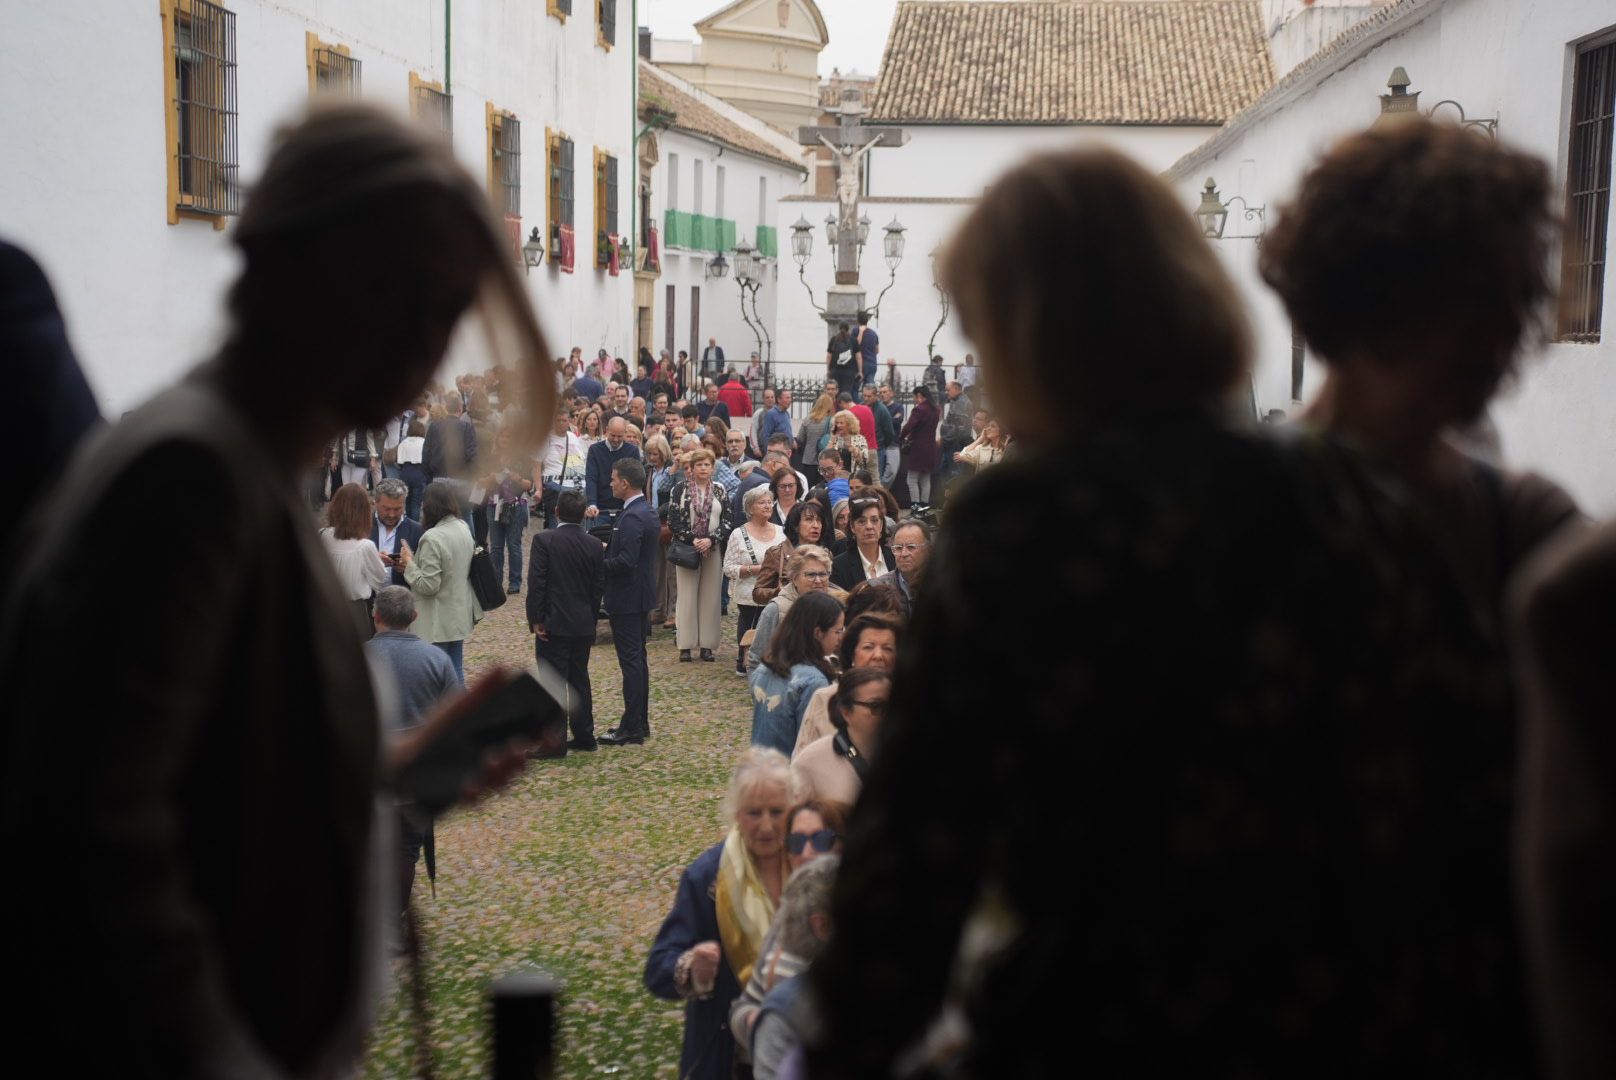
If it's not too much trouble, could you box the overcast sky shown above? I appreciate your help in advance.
[639,0,900,76]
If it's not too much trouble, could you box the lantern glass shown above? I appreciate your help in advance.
[733,242,757,285]
[824,212,838,247]
[790,216,814,265]
[707,252,729,279]
[857,213,871,246]
[1195,178,1228,240]
[882,217,906,269]
[522,226,545,268]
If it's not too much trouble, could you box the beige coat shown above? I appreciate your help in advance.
[405,515,482,642]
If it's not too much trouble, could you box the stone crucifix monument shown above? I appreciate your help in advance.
[796,87,909,333]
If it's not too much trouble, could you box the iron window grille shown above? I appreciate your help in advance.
[313,47,361,97]
[172,0,239,217]
[493,114,521,217]
[1561,35,1614,343]
[551,136,576,248]
[603,154,619,236]
[599,0,616,46]
[557,0,572,15]
[414,84,453,135]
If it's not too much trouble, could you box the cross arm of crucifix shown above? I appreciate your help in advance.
[818,133,887,159]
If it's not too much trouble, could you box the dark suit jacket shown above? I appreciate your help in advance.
[371,514,424,588]
[831,545,895,592]
[604,496,659,615]
[527,524,604,639]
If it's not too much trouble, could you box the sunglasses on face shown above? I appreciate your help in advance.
[786,829,839,855]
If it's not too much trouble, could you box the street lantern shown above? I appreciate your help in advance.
[706,251,729,279]
[882,217,906,271]
[856,212,872,246]
[522,226,545,272]
[824,212,838,248]
[733,239,758,286]
[1379,66,1420,119]
[790,216,814,267]
[1194,178,1228,240]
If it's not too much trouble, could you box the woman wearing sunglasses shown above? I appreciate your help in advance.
[729,801,847,1058]
[792,668,890,806]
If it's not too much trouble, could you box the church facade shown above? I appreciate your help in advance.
[650,0,830,133]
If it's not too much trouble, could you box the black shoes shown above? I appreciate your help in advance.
[699,649,716,662]
[679,649,694,662]
[599,729,645,746]
[566,738,598,752]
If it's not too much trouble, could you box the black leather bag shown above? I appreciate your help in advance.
[468,545,506,610]
[668,540,703,570]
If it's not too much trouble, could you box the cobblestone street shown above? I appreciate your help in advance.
[363,544,749,1079]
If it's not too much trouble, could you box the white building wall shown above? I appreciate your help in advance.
[0,0,633,415]
[648,128,804,378]
[1167,0,1616,515]
[867,124,1220,199]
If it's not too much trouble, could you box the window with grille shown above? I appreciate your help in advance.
[1561,33,1615,343]
[487,112,520,218]
[308,35,360,97]
[596,150,620,268]
[599,0,617,47]
[548,0,572,20]
[166,0,238,221]
[411,75,453,135]
[550,133,576,248]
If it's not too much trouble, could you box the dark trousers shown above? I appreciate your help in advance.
[537,633,595,744]
[397,810,428,915]
[609,611,651,738]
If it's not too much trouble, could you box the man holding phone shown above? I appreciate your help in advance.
[371,478,423,588]
[600,458,658,746]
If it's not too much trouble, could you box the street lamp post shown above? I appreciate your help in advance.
[1194,178,1264,241]
[868,217,907,316]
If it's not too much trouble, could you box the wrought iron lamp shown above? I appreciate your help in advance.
[1194,178,1264,241]
[868,217,907,316]
[522,226,545,273]
[705,251,729,279]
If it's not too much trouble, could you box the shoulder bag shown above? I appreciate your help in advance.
[468,543,507,610]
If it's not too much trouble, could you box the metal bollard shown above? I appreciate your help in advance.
[489,969,562,1080]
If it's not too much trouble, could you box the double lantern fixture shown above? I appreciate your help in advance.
[786,213,907,314]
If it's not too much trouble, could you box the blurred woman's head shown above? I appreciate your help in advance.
[776,853,839,958]
[770,468,801,507]
[787,544,834,594]
[326,483,372,541]
[1260,119,1555,433]
[225,104,551,443]
[943,146,1249,442]
[785,500,825,546]
[810,393,836,422]
[830,667,892,759]
[421,481,462,528]
[837,613,900,672]
[644,435,671,469]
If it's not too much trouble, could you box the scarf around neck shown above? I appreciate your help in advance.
[715,827,777,988]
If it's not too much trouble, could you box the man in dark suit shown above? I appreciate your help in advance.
[527,490,605,753]
[370,478,424,588]
[600,458,659,746]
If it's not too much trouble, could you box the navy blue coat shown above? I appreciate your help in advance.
[604,496,659,615]
[645,842,741,1080]
[371,514,424,588]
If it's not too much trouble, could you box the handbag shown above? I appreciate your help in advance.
[668,540,702,570]
[468,545,507,610]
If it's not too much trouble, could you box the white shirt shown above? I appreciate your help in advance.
[542,430,587,489]
[377,518,400,555]
[319,529,389,600]
[959,365,979,388]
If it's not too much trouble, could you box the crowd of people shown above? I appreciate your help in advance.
[7,96,1616,1080]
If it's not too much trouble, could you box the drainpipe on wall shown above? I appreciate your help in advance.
[444,0,452,93]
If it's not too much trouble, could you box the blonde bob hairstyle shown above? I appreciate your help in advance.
[941,147,1249,440]
[831,410,861,437]
[808,393,837,423]
[682,447,717,469]
[721,746,792,827]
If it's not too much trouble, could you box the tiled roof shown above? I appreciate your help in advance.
[639,61,807,170]
[870,0,1274,125]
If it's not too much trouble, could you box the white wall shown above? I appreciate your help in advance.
[868,124,1220,199]
[0,0,633,414]
[649,128,805,377]
[1168,0,1616,515]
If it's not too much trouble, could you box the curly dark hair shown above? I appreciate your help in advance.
[1259,119,1556,365]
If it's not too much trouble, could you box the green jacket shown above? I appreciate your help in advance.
[405,516,481,642]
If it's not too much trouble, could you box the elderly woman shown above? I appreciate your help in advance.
[792,667,890,806]
[726,485,787,675]
[793,611,902,756]
[755,501,827,607]
[319,482,390,639]
[830,494,895,592]
[747,544,834,673]
[749,591,844,755]
[817,409,872,476]
[646,748,793,1080]
[955,416,1008,471]
[643,434,677,626]
[399,481,480,683]
[808,145,1528,1078]
[667,447,731,662]
[899,386,941,508]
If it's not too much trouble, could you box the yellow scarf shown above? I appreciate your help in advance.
[714,827,777,988]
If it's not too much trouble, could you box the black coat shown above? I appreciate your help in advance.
[527,524,605,639]
[371,514,424,588]
[831,545,895,592]
[603,497,660,615]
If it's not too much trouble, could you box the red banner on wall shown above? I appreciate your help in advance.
[607,232,621,277]
[557,224,575,274]
[502,213,522,266]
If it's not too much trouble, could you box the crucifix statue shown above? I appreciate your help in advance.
[797,88,908,319]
